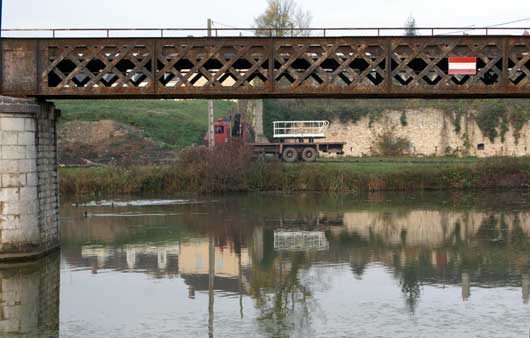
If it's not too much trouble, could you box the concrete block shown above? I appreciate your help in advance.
[0,159,18,172]
[1,174,25,188]
[17,131,35,146]
[0,118,25,131]
[3,202,19,216]
[19,199,38,216]
[24,118,36,131]
[19,214,38,232]
[0,188,20,203]
[25,146,37,160]
[19,187,37,202]
[1,146,26,160]
[25,173,37,187]
[0,131,18,145]
[17,159,36,173]
[2,229,25,243]
[1,216,21,230]
[0,318,22,333]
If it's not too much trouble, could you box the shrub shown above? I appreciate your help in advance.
[474,156,529,188]
[179,143,256,192]
[475,103,505,142]
[453,110,464,134]
[375,129,412,156]
[510,110,530,144]
[59,156,530,196]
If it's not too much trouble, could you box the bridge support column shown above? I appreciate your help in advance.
[0,96,59,260]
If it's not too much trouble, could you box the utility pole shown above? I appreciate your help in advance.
[207,18,212,36]
[208,100,215,149]
[0,0,3,39]
[207,19,215,149]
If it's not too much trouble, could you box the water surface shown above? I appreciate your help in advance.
[3,192,530,338]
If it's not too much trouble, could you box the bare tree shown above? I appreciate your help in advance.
[405,15,418,36]
[254,0,313,37]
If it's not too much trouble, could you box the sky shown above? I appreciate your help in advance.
[3,0,530,30]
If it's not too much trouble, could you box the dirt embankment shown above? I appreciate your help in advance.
[58,120,177,166]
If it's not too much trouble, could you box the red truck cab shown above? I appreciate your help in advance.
[204,119,230,146]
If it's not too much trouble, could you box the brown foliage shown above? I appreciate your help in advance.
[179,143,257,193]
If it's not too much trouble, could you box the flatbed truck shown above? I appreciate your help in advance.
[209,119,345,162]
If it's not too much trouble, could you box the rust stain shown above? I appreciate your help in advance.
[1,36,530,99]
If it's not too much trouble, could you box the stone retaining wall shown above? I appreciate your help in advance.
[323,109,530,157]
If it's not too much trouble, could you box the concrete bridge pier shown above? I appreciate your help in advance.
[0,96,59,260]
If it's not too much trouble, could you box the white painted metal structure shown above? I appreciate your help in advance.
[273,231,329,251]
[273,120,330,139]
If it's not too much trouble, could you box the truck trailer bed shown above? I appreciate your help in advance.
[249,142,345,162]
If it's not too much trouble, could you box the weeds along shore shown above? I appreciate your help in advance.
[58,145,530,196]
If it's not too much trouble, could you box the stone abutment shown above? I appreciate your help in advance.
[0,96,59,260]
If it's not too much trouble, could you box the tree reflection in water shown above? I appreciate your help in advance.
[324,211,530,314]
[399,263,422,313]
[247,231,322,337]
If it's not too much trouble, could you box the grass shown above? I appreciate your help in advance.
[58,153,530,196]
[301,156,479,176]
[56,99,235,149]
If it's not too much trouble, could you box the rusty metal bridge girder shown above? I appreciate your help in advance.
[2,36,530,99]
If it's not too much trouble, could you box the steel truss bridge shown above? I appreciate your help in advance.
[1,27,530,99]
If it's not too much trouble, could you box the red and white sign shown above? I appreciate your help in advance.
[448,57,477,75]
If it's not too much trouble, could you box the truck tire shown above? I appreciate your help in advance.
[282,147,298,163]
[301,147,318,162]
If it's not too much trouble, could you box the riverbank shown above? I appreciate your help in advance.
[59,155,530,195]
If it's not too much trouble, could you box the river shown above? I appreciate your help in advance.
[3,191,530,338]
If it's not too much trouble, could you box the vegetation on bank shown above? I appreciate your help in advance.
[59,147,530,195]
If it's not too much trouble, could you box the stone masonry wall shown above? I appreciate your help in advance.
[0,97,59,257]
[36,103,60,253]
[323,109,530,157]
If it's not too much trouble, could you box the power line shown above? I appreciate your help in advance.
[486,17,530,28]
[211,20,253,36]
[211,20,239,29]
[441,17,530,35]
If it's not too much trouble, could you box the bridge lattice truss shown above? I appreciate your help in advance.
[3,36,530,98]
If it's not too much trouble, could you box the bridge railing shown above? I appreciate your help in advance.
[1,27,530,38]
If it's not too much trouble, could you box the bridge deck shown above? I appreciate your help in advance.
[1,35,530,99]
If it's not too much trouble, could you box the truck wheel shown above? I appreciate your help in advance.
[301,147,318,162]
[282,147,298,163]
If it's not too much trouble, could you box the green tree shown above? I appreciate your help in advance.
[254,0,312,37]
[405,15,418,36]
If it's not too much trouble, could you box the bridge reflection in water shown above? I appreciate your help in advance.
[0,253,59,338]
[58,192,530,337]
